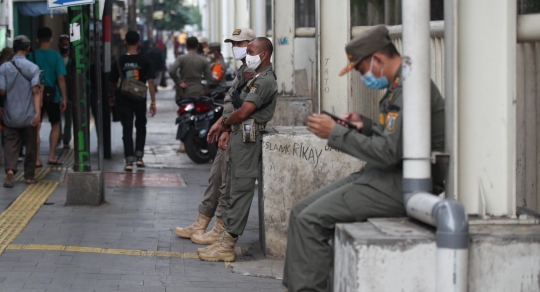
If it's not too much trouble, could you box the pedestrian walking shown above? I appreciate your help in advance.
[28,27,68,167]
[108,31,157,171]
[0,35,42,187]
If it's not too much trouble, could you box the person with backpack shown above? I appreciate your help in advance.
[108,31,157,171]
[28,27,68,167]
[0,35,41,187]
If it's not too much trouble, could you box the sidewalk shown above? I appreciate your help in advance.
[0,84,284,291]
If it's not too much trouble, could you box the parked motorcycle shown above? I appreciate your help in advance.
[175,86,229,164]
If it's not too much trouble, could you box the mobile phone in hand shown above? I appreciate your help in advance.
[321,111,357,130]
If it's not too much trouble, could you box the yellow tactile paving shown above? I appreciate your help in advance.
[0,180,58,256]
[14,167,51,181]
[5,244,200,259]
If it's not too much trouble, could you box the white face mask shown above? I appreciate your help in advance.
[232,46,247,60]
[246,53,262,70]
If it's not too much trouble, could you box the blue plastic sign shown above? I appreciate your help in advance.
[48,0,95,9]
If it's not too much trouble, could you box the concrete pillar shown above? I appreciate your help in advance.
[317,0,350,114]
[221,0,232,63]
[200,0,210,37]
[272,0,295,95]
[457,0,517,216]
[251,0,266,39]
[235,0,250,29]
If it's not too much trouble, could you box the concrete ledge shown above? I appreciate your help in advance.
[260,126,364,257]
[65,171,103,206]
[268,96,312,126]
[334,218,540,292]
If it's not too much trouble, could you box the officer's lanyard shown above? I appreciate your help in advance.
[388,76,400,102]
[246,72,262,88]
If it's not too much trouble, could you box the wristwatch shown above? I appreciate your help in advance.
[221,117,230,128]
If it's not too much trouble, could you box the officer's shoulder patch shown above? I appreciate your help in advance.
[233,29,241,35]
[385,112,399,131]
[250,84,259,94]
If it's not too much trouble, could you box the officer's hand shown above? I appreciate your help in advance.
[218,131,230,150]
[340,111,363,130]
[307,114,336,139]
[207,122,221,143]
[179,80,188,89]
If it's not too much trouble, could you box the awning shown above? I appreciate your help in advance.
[17,1,67,17]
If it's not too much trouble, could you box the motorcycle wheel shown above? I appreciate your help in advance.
[185,128,217,164]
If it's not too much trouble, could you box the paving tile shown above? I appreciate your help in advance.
[0,88,284,292]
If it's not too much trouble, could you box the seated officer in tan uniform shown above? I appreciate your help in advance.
[282,25,445,292]
[197,37,278,262]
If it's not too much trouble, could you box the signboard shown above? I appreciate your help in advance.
[48,0,94,9]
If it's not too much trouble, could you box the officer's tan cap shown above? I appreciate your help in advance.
[208,42,221,52]
[339,25,392,76]
[224,28,255,43]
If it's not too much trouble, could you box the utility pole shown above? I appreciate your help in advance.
[144,0,154,44]
[68,5,91,173]
[66,4,103,206]
[128,0,137,30]
[102,0,112,159]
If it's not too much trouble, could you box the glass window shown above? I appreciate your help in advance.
[295,0,316,27]
[518,0,540,14]
[350,0,443,26]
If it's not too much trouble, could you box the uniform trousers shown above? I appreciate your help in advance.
[222,130,262,236]
[3,126,38,179]
[282,171,407,292]
[198,146,229,218]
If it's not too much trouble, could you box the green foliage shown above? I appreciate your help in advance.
[138,0,201,31]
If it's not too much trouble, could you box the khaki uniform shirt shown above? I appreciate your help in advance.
[237,65,278,125]
[327,66,445,196]
[168,51,214,97]
[222,64,255,119]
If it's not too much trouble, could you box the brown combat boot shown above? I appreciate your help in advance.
[191,217,224,245]
[198,230,238,262]
[174,213,211,239]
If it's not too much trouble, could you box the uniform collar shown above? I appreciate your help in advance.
[255,64,273,75]
[387,65,403,92]
[13,55,26,60]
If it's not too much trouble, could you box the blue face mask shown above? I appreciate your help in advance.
[361,57,389,90]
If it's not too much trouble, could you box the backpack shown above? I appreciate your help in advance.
[116,56,148,102]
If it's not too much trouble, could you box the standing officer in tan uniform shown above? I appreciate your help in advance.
[169,36,215,152]
[174,29,256,245]
[197,37,277,262]
[207,42,227,85]
[282,25,445,292]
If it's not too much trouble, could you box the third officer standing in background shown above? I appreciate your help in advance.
[168,36,215,153]
[207,42,227,86]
